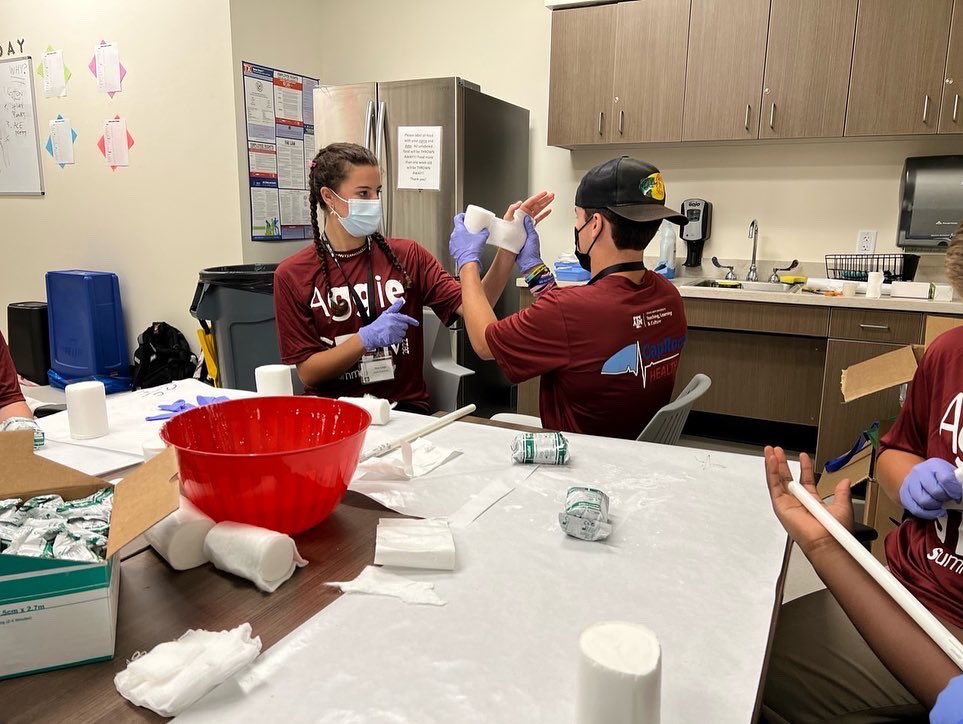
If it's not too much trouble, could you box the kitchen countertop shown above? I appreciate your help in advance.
[515,277,963,315]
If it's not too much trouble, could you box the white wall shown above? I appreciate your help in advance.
[0,0,242,348]
[316,0,963,270]
[229,0,328,265]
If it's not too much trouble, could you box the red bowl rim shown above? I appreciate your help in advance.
[158,396,372,458]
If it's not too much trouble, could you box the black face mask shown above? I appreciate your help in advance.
[574,218,599,272]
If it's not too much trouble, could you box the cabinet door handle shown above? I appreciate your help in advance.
[598,111,604,136]
[954,94,960,123]
[769,103,776,130]
[859,323,890,331]
[744,104,751,131]
[923,95,931,124]
[618,109,624,134]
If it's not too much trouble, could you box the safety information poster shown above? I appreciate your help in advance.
[242,61,319,241]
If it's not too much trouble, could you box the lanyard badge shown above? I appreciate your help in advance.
[360,347,395,384]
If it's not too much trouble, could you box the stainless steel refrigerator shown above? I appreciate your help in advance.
[313,77,530,415]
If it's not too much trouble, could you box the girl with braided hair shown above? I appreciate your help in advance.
[274,142,552,413]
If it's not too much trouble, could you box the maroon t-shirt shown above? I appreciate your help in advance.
[486,272,687,439]
[882,326,963,628]
[273,238,462,411]
[0,332,25,410]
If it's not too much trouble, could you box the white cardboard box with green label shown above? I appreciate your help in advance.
[0,431,178,679]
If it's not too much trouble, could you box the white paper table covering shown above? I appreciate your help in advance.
[175,432,791,723]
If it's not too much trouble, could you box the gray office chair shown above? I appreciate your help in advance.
[636,373,712,445]
[422,308,474,412]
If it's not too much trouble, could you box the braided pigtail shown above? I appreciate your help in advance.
[309,182,349,318]
[373,233,413,291]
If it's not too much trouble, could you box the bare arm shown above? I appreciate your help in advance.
[877,448,924,504]
[0,400,33,422]
[294,335,366,388]
[459,262,497,361]
[478,248,517,308]
[767,447,961,706]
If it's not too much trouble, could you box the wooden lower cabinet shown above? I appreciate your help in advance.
[674,329,826,426]
[814,339,906,470]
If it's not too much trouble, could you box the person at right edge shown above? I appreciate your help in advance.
[762,223,963,723]
[450,156,688,440]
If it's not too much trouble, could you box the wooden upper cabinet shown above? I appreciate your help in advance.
[759,0,857,139]
[940,0,963,134]
[846,0,953,136]
[547,5,617,147]
[682,0,771,142]
[611,0,690,144]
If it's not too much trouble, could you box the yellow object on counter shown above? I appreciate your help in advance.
[778,275,808,284]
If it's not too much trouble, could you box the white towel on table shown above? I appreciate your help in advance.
[114,623,261,717]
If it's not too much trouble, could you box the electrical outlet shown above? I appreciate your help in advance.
[857,229,877,254]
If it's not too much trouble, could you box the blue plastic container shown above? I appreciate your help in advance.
[554,260,591,282]
[45,271,130,382]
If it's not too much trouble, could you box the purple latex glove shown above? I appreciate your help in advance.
[358,299,419,351]
[145,399,196,422]
[196,395,229,406]
[899,458,962,520]
[516,215,545,274]
[932,674,963,724]
[449,212,488,273]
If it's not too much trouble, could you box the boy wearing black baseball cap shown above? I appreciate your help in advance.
[449,156,689,439]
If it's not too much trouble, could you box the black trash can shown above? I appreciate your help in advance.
[190,264,280,392]
[7,301,50,385]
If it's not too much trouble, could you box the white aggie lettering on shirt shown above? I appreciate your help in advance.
[309,276,405,321]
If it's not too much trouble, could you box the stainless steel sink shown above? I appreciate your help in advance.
[687,279,800,294]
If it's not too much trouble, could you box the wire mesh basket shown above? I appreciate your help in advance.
[824,253,920,283]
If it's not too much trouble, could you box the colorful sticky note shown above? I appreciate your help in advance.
[88,40,126,97]
[96,115,135,171]
[45,114,78,168]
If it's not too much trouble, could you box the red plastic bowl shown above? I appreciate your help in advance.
[159,397,371,534]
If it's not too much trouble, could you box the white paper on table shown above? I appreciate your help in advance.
[447,481,515,529]
[355,438,459,482]
[42,50,67,97]
[95,42,121,93]
[374,518,456,570]
[39,379,256,458]
[49,118,74,164]
[348,412,539,519]
[175,437,792,724]
[325,566,445,606]
[104,118,129,166]
[397,126,442,190]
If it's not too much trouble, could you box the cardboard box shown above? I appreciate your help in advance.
[0,431,178,679]
[840,316,963,403]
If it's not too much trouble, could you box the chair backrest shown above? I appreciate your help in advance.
[422,308,474,412]
[636,373,712,445]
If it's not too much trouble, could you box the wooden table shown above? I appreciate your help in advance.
[0,492,403,724]
[1,416,789,723]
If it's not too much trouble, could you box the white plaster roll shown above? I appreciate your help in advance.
[144,496,215,571]
[203,522,307,593]
[866,271,884,300]
[338,396,390,425]
[576,621,661,724]
[66,380,109,440]
[254,364,294,396]
[487,209,528,254]
[464,204,497,234]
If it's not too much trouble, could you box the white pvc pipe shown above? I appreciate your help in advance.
[788,480,963,670]
[359,404,476,462]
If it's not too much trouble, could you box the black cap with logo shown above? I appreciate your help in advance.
[575,156,687,225]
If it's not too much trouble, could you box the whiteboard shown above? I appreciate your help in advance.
[0,56,44,195]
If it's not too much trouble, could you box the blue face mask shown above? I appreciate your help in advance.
[331,190,382,238]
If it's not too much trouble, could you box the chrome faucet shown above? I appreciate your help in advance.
[746,219,759,282]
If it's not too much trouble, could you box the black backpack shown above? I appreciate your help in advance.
[132,322,198,390]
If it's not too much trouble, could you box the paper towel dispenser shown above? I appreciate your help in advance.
[897,155,963,250]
